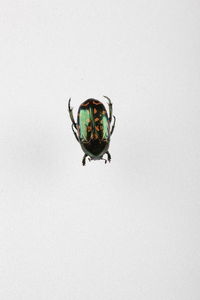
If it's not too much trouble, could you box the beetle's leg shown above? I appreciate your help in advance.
[106,151,111,163]
[71,124,79,142]
[101,158,107,164]
[110,115,116,136]
[103,95,112,123]
[82,154,88,166]
[68,98,77,129]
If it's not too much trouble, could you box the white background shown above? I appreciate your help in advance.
[0,0,200,299]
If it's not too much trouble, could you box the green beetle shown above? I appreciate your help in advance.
[68,96,116,165]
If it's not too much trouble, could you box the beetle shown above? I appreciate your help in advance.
[68,96,116,166]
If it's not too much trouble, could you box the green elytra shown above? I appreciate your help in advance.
[68,96,116,165]
[79,107,109,141]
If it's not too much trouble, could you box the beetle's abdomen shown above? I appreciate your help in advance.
[83,140,109,157]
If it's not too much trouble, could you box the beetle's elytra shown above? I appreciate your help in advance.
[68,96,116,166]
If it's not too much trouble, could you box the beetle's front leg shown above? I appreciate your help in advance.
[110,115,116,136]
[82,154,88,166]
[106,151,111,163]
[68,98,77,129]
[103,95,112,123]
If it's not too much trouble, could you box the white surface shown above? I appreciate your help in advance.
[0,1,200,299]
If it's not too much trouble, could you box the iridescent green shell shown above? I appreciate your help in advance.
[77,99,110,158]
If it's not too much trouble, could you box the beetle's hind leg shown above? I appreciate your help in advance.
[106,151,111,163]
[101,158,107,164]
[68,98,77,129]
[82,154,89,166]
[82,154,91,166]
[110,115,116,136]
[103,95,113,123]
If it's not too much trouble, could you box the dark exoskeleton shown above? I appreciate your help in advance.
[68,96,116,165]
